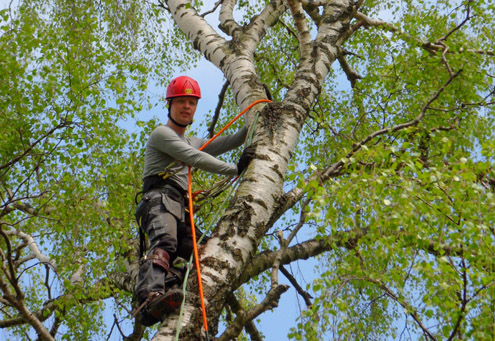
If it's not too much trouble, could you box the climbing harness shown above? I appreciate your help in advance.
[185,98,271,340]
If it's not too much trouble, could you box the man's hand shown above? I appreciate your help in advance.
[237,146,255,175]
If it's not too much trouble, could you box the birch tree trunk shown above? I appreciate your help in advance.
[154,0,355,339]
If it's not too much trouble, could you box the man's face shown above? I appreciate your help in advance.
[169,96,198,126]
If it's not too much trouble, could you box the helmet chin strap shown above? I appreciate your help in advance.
[168,112,192,128]
[167,98,193,128]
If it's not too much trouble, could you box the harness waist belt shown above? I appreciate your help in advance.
[143,175,186,196]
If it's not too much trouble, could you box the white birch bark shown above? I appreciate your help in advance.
[154,1,355,339]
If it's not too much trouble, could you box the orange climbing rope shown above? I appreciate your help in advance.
[186,99,271,339]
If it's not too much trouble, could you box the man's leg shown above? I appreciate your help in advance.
[176,215,209,261]
[135,200,183,325]
[135,248,184,326]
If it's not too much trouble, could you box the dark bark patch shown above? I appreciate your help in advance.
[192,31,202,50]
[252,197,268,211]
[259,102,285,139]
[268,163,284,181]
[257,153,273,161]
[254,222,267,239]
[232,247,243,262]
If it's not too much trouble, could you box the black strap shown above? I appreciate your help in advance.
[142,175,185,195]
[136,195,164,258]
[139,228,146,259]
[168,112,191,128]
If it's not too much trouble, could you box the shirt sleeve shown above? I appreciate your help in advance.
[149,125,239,176]
[200,126,248,156]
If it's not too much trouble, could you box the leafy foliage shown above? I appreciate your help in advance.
[0,0,198,339]
[1,0,494,340]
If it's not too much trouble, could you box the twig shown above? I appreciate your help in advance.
[201,0,223,17]
[218,285,289,341]
[225,293,263,341]
[280,265,313,307]
[447,255,468,341]
[271,199,309,288]
[0,122,69,171]
[440,1,472,42]
[366,277,437,341]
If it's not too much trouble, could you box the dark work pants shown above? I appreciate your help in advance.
[135,187,204,304]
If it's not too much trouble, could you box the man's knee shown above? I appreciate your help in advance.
[146,210,178,252]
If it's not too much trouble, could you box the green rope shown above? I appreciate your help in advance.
[247,110,261,145]
[175,180,241,340]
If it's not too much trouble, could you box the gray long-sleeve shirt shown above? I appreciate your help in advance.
[143,125,248,190]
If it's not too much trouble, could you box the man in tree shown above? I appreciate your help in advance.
[134,75,254,326]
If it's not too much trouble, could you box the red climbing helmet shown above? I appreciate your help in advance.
[166,76,201,100]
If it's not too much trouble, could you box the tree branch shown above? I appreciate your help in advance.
[200,0,222,18]
[241,0,288,55]
[218,0,241,37]
[3,229,57,271]
[366,276,437,340]
[447,255,468,341]
[225,293,263,341]
[280,265,313,307]
[354,11,493,56]
[287,0,312,59]
[0,122,68,171]
[0,228,54,339]
[239,227,470,289]
[208,80,230,138]
[218,285,289,341]
[0,279,115,329]
[271,199,309,289]
[337,51,362,87]
[301,0,323,24]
